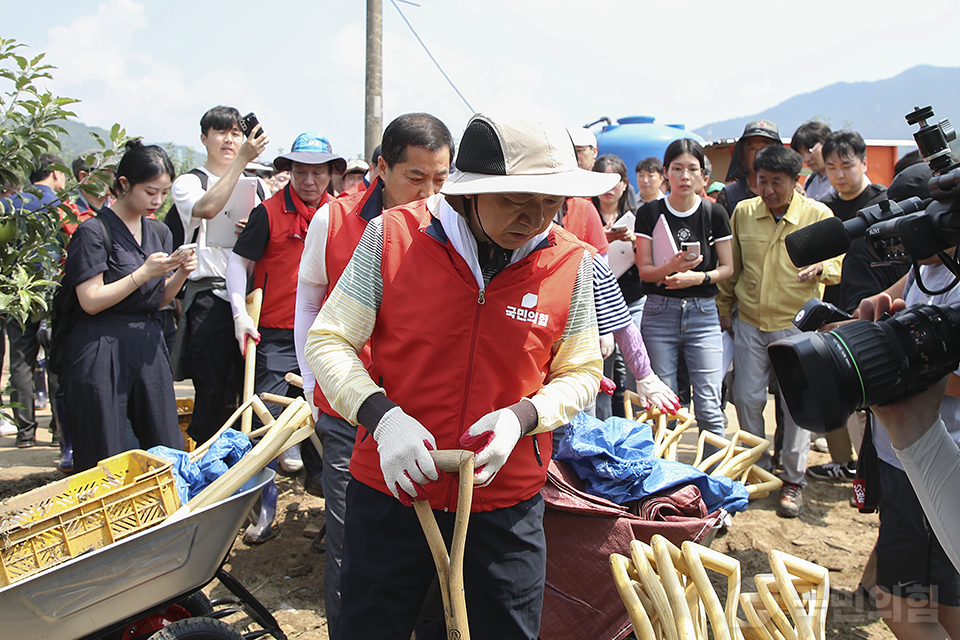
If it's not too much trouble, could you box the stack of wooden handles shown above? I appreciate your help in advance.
[624,400,783,500]
[163,394,314,522]
[610,535,829,640]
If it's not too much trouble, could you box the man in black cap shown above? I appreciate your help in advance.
[716,119,781,214]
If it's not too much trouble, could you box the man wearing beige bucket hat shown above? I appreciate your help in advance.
[306,106,618,639]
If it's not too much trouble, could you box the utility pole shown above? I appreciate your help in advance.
[365,0,382,162]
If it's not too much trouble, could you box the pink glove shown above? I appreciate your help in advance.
[460,409,523,486]
[374,407,440,506]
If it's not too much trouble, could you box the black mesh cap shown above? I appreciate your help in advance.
[455,120,506,176]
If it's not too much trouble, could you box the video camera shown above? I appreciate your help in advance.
[767,106,960,432]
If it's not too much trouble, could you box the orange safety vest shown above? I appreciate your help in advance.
[60,200,94,237]
[561,197,609,255]
[349,200,588,512]
[253,185,326,329]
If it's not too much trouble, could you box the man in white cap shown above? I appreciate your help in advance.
[569,125,639,213]
[339,159,369,193]
[569,125,599,171]
[305,106,617,639]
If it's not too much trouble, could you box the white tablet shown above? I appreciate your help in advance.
[204,177,258,248]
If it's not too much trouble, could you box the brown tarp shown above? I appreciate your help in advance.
[539,460,724,640]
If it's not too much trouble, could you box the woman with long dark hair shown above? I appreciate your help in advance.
[62,140,197,471]
[590,154,646,416]
[634,139,733,440]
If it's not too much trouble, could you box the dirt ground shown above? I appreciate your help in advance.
[0,400,891,640]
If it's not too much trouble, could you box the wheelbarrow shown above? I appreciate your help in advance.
[0,466,278,640]
[0,393,316,640]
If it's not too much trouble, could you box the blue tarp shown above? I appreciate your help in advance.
[555,413,750,514]
[148,430,252,505]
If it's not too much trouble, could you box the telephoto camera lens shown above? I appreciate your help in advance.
[768,303,960,432]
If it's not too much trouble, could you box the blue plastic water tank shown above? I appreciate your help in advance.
[595,116,706,191]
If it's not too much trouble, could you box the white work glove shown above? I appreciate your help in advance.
[304,389,320,423]
[599,333,615,359]
[233,311,260,357]
[460,408,523,487]
[637,373,681,414]
[374,406,439,506]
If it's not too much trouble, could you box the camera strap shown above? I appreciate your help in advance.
[852,411,880,514]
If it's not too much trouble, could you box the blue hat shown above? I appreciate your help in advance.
[273,131,346,174]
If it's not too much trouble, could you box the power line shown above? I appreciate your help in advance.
[389,0,474,114]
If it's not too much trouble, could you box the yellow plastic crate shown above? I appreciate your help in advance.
[0,449,180,587]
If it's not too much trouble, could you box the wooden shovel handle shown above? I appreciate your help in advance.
[241,289,263,434]
[415,449,474,640]
[430,449,474,473]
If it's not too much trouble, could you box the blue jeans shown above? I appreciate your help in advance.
[640,294,725,438]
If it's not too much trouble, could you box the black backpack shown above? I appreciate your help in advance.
[48,216,111,376]
[165,168,207,248]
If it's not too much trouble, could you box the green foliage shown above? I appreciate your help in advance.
[0,35,129,327]
[57,119,114,162]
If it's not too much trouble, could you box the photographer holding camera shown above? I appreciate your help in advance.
[864,294,960,575]
[837,164,960,639]
[771,106,960,639]
[859,270,960,639]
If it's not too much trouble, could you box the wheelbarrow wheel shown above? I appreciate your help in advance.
[176,590,215,616]
[148,617,244,640]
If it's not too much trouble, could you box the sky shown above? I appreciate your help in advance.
[5,0,960,163]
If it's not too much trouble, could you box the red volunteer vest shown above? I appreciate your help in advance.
[312,180,382,417]
[562,197,609,255]
[60,201,94,237]
[253,185,324,329]
[349,201,589,512]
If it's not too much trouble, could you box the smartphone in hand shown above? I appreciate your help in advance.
[170,242,198,259]
[238,112,264,139]
[681,241,700,261]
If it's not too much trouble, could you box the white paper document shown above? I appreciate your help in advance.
[607,211,637,278]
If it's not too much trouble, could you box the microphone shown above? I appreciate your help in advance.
[785,217,849,267]
[784,197,930,267]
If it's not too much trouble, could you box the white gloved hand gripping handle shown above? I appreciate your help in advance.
[233,310,260,357]
[375,406,440,505]
[460,408,523,487]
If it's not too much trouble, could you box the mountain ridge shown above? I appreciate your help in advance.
[694,65,960,143]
